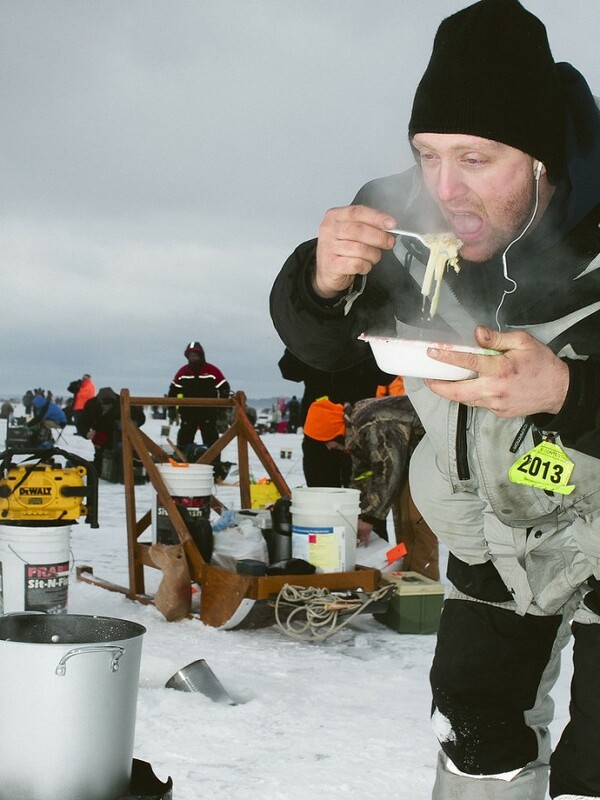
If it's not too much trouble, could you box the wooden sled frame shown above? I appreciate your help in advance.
[77,390,381,628]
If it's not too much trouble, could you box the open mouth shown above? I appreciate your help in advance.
[448,211,483,240]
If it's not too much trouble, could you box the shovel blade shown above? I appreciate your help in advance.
[165,659,236,705]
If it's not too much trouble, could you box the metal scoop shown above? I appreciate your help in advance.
[165,658,237,705]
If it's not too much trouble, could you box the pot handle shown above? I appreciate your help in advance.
[55,645,125,676]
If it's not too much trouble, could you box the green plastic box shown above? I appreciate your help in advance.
[375,571,445,634]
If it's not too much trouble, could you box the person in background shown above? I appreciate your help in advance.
[376,375,406,398]
[286,395,301,433]
[76,387,145,474]
[270,2,600,796]
[62,396,75,424]
[167,341,230,477]
[29,392,67,447]
[0,401,14,420]
[72,374,96,426]
[66,378,81,422]
[271,400,283,432]
[302,396,352,488]
[278,348,394,487]
[242,403,257,429]
[303,394,438,580]
[22,389,34,415]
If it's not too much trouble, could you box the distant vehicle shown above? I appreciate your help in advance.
[255,408,274,434]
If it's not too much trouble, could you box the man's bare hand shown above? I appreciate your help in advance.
[314,205,397,297]
[424,325,570,417]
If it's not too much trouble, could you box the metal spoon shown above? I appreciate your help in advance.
[385,228,429,247]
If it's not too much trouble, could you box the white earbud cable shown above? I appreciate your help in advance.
[494,168,541,330]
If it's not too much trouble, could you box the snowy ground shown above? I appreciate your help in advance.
[0,412,573,799]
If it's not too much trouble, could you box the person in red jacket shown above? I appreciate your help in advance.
[167,341,231,462]
[72,373,96,425]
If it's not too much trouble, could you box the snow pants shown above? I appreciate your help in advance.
[177,414,225,476]
[430,561,600,799]
[176,417,219,450]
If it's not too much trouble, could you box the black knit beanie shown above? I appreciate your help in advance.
[408,0,564,180]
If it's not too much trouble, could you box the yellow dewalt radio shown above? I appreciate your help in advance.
[0,447,99,527]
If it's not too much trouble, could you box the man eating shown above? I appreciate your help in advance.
[270,1,600,797]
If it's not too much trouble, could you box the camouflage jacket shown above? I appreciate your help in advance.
[345,395,424,522]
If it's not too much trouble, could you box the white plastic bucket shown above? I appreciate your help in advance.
[291,487,360,573]
[152,462,214,544]
[0,523,71,615]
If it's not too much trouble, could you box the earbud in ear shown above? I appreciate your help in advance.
[534,161,543,179]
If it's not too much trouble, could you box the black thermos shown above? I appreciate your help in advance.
[268,497,292,562]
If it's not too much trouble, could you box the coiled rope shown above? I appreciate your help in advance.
[273,582,397,643]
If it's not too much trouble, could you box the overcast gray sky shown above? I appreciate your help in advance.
[3,0,600,402]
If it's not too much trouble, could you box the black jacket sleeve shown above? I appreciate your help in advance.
[269,239,408,373]
[270,239,367,371]
[529,357,600,459]
[278,349,309,383]
[269,168,435,374]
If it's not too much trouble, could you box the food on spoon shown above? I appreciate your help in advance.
[420,232,463,317]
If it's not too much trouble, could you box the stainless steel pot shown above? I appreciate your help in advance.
[0,613,146,800]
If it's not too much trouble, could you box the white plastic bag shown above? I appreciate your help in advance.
[356,534,406,571]
[211,519,269,572]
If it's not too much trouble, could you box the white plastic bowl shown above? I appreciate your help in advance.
[360,333,498,381]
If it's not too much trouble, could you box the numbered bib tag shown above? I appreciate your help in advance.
[509,441,575,495]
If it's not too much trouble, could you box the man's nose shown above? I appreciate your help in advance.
[434,162,467,204]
